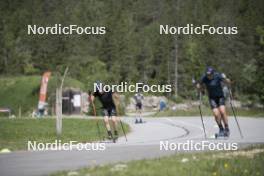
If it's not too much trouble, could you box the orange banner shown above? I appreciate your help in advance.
[38,71,51,109]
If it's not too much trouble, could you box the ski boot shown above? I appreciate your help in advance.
[215,128,225,139]
[113,130,119,142]
[139,118,143,123]
[224,128,230,138]
[135,118,139,124]
[107,133,113,140]
[107,131,116,143]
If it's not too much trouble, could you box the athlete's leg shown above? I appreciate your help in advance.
[139,103,143,123]
[110,109,119,136]
[110,116,118,136]
[212,108,222,127]
[111,116,118,131]
[219,104,230,136]
[104,116,111,131]
[103,109,112,138]
[139,103,142,117]
[218,97,228,127]
[104,115,114,138]
[210,98,224,131]
[135,104,139,123]
[219,105,228,128]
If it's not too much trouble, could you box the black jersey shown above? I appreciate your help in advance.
[201,72,225,98]
[93,91,116,109]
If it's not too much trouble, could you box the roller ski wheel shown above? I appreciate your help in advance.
[224,128,230,138]
[135,119,139,124]
[215,130,225,139]
[113,136,118,143]
[139,118,143,123]
[113,131,118,143]
[105,135,115,143]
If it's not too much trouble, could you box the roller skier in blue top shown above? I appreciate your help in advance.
[197,67,231,138]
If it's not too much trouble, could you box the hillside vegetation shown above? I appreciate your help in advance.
[0,0,263,104]
[0,76,84,115]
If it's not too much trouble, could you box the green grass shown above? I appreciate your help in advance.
[52,145,264,176]
[154,107,264,117]
[0,118,129,150]
[0,75,85,115]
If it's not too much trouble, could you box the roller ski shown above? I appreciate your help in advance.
[215,128,230,139]
[135,118,139,124]
[224,128,230,138]
[106,131,118,143]
[135,118,143,124]
[107,136,117,143]
[113,130,119,143]
[215,129,224,139]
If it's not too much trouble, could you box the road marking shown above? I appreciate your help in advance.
[164,118,209,139]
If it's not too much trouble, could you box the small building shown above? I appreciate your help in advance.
[62,88,89,115]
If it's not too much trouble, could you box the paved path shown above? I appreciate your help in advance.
[0,116,264,176]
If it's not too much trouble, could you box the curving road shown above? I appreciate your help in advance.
[0,116,264,176]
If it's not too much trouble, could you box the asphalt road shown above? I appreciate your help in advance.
[0,116,264,176]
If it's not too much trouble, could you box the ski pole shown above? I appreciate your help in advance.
[228,89,243,138]
[115,100,128,142]
[89,93,103,141]
[92,102,102,141]
[119,119,128,141]
[198,91,207,138]
[96,120,102,140]
[192,78,207,139]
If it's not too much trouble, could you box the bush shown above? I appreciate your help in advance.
[169,95,185,104]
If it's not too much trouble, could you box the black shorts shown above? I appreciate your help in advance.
[209,97,225,109]
[136,102,142,110]
[102,108,116,117]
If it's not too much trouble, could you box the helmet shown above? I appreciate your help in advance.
[206,66,214,75]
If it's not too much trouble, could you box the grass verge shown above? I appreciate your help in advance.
[52,145,264,176]
[0,118,129,150]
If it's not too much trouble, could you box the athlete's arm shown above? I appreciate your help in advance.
[195,77,205,90]
[221,73,231,85]
[112,92,121,117]
[90,95,95,102]
[88,91,94,102]
[88,91,96,115]
[195,75,206,94]
[112,92,120,106]
[196,82,206,92]
[89,90,100,102]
